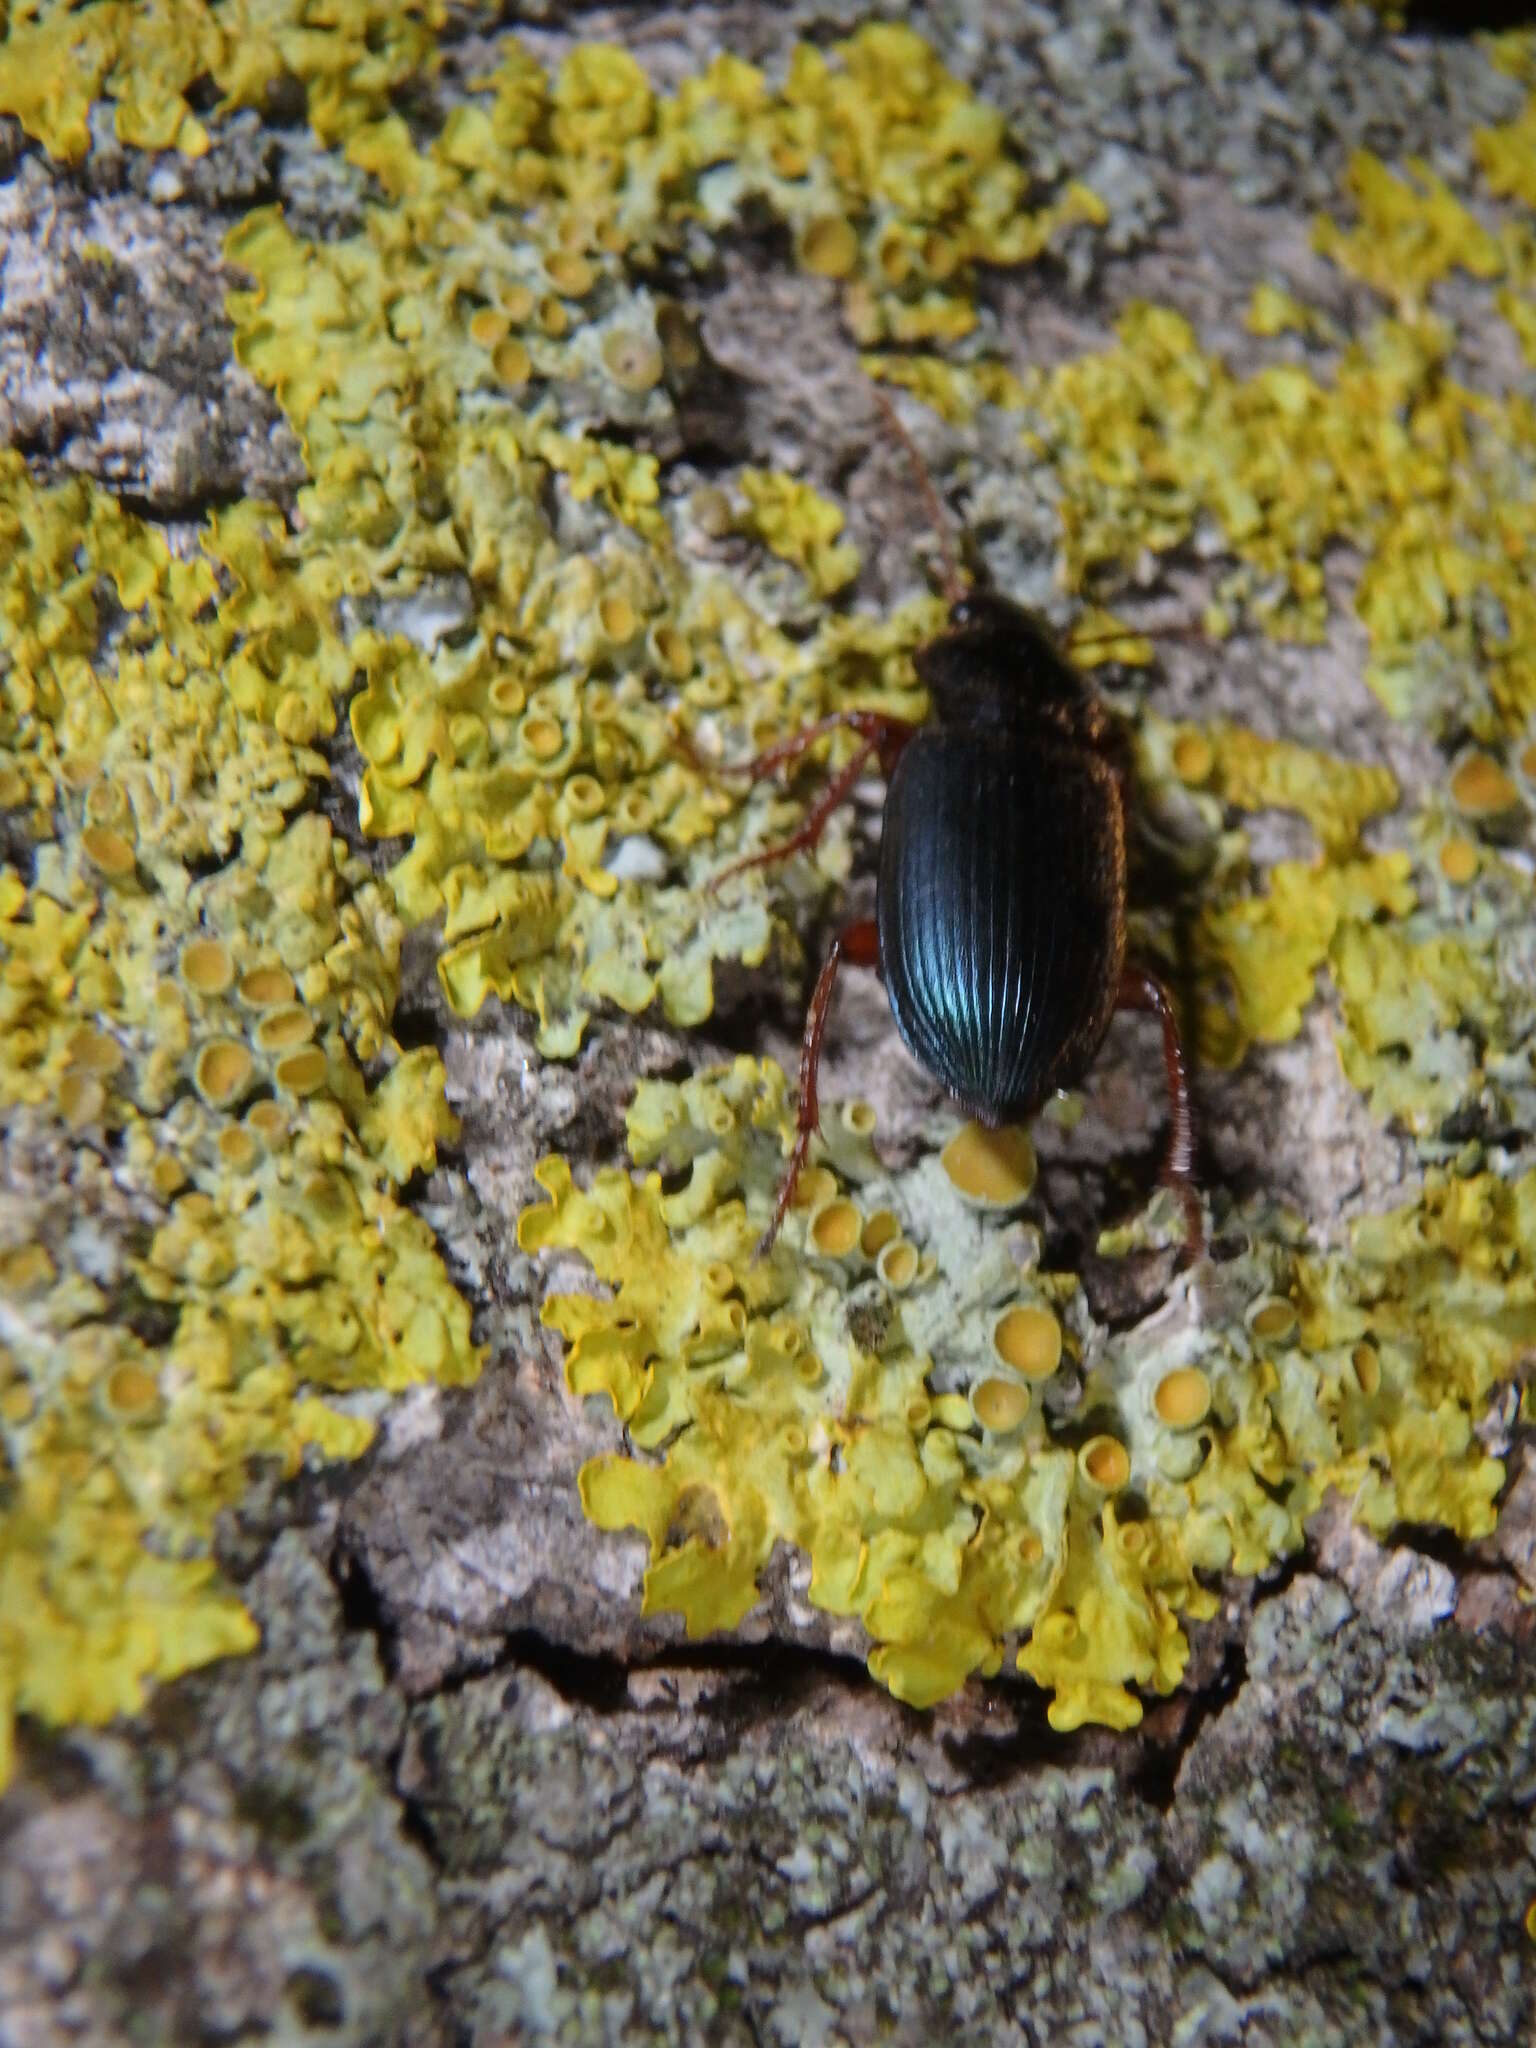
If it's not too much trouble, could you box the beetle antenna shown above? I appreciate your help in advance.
[869,383,968,608]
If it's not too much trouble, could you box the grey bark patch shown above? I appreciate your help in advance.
[0,157,302,506]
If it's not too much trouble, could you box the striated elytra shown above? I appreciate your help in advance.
[703,401,1202,1259]
[708,583,1202,1260]
[880,591,1129,1122]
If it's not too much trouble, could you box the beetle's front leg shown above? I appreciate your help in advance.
[1116,963,1204,1259]
[758,918,881,1258]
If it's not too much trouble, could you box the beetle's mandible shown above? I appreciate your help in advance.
[701,405,1202,1261]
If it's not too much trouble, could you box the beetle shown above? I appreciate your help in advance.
[700,396,1202,1260]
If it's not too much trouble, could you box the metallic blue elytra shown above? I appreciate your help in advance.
[876,592,1128,1125]
[725,579,1199,1259]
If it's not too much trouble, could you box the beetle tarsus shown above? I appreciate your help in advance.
[1170,1180,1205,1264]
[757,919,881,1257]
[1115,962,1203,1261]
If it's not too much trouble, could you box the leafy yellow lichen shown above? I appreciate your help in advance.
[220,23,1097,1054]
[0,0,453,161]
[520,1062,1517,1729]
[671,25,1106,345]
[1312,151,1503,314]
[1154,719,1400,857]
[165,17,1110,1077]
[0,15,1114,1767]
[861,352,1031,425]
[1244,282,1331,341]
[1193,855,1415,1071]
[1032,304,1536,737]
[1476,45,1536,209]
[3,6,1533,1758]
[0,452,481,1780]
[1134,715,1411,1071]
[736,471,861,600]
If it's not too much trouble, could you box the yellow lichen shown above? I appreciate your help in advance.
[877,1239,919,1290]
[736,470,861,600]
[1193,855,1415,1070]
[1476,57,1536,210]
[939,1123,1037,1206]
[1312,152,1503,314]
[3,4,1532,1761]
[219,176,938,1052]
[1438,835,1479,885]
[1332,923,1503,1136]
[1031,304,1536,736]
[1449,750,1521,819]
[0,449,481,1777]
[971,1378,1030,1433]
[1078,1436,1132,1493]
[1245,282,1330,340]
[190,23,1115,1063]
[0,0,453,162]
[1153,1367,1212,1429]
[992,1305,1062,1381]
[862,351,1031,424]
[521,1061,1517,1728]
[1172,723,1399,857]
[180,937,235,996]
[808,1197,863,1259]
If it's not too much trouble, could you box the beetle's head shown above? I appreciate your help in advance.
[916,588,1089,724]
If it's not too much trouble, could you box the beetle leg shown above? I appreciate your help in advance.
[1116,964,1204,1259]
[708,737,880,888]
[869,383,968,608]
[758,919,881,1258]
[706,711,909,782]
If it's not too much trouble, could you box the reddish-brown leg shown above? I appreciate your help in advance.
[707,715,918,889]
[869,384,968,608]
[709,710,914,782]
[711,739,876,889]
[1116,963,1203,1259]
[758,919,881,1258]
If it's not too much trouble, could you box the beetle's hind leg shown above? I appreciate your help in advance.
[757,919,880,1258]
[1116,964,1204,1260]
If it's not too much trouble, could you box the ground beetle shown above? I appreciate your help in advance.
[703,393,1202,1259]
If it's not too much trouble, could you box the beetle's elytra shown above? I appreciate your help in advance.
[703,411,1201,1260]
[881,592,1129,1123]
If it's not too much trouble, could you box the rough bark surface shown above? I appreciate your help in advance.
[3,4,1535,2045]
